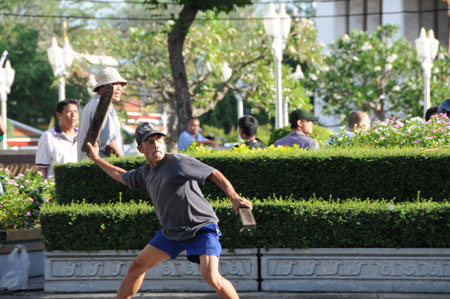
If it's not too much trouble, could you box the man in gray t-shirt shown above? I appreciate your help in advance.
[86,122,252,299]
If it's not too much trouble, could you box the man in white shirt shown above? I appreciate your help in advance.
[36,99,79,178]
[77,67,127,161]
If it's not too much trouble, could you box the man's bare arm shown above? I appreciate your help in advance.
[208,169,252,214]
[197,140,219,148]
[87,142,127,185]
[106,139,125,157]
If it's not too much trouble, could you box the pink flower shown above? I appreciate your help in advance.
[24,221,29,226]
[26,212,31,217]
[28,197,34,202]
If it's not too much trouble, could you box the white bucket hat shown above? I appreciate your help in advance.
[93,67,127,92]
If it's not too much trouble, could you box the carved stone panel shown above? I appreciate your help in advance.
[45,249,257,292]
[261,248,450,293]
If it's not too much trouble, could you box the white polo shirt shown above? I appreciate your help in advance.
[35,124,78,177]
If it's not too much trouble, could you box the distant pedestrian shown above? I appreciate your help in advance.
[438,99,450,118]
[77,67,127,161]
[36,99,79,178]
[274,109,319,150]
[425,106,439,122]
[235,115,266,149]
[326,111,371,146]
[178,117,218,151]
[0,115,5,142]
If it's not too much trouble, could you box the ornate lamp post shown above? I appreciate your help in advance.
[415,27,439,119]
[47,36,74,102]
[264,3,291,128]
[0,52,15,150]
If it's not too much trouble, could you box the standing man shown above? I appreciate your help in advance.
[236,115,266,149]
[36,99,79,178]
[178,117,218,151]
[77,67,127,161]
[86,122,252,299]
[274,108,319,150]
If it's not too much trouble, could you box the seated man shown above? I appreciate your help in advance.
[36,99,79,178]
[178,117,218,151]
[425,106,439,121]
[236,115,266,149]
[326,111,371,146]
[274,109,319,150]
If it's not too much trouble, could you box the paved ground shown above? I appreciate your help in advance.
[1,277,450,299]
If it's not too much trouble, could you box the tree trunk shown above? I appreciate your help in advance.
[168,4,198,148]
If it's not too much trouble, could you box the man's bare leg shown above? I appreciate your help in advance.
[116,244,170,299]
[200,254,239,299]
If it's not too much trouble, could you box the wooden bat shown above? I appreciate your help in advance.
[238,208,256,230]
[81,84,114,154]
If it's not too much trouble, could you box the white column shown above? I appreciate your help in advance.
[283,100,289,127]
[235,92,244,142]
[314,2,338,46]
[382,0,404,38]
[1,90,7,150]
[272,37,284,128]
[422,59,432,118]
[58,76,65,102]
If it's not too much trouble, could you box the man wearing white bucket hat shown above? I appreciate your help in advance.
[77,67,127,161]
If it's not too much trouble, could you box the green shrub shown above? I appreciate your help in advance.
[55,147,450,204]
[0,169,54,229]
[40,197,450,251]
[329,115,450,148]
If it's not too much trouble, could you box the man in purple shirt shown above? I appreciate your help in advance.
[274,109,319,150]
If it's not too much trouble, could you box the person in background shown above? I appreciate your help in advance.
[438,99,450,118]
[178,117,218,151]
[0,116,5,142]
[425,106,439,122]
[274,109,319,150]
[36,99,79,178]
[77,67,127,161]
[326,111,371,146]
[236,115,266,149]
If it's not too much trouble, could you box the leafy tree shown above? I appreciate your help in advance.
[0,0,107,128]
[142,0,253,139]
[305,24,450,122]
[111,13,317,149]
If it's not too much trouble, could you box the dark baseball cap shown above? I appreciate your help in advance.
[289,109,318,125]
[135,122,165,145]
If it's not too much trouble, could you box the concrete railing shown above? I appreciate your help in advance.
[44,248,450,293]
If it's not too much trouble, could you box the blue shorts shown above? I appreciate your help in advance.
[149,223,222,264]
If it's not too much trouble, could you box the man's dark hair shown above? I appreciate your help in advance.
[238,115,259,137]
[348,111,368,129]
[56,99,79,114]
[186,117,199,126]
[425,106,439,121]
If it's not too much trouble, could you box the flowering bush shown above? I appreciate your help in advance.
[329,114,450,148]
[0,169,54,229]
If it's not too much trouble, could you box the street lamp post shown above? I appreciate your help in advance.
[47,37,74,102]
[415,27,439,119]
[0,54,15,150]
[264,3,291,128]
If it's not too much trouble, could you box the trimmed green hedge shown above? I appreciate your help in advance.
[54,147,450,204]
[40,198,450,251]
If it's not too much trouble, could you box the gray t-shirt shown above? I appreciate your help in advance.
[122,153,219,241]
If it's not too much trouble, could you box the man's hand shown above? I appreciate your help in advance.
[86,142,101,161]
[231,196,253,215]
